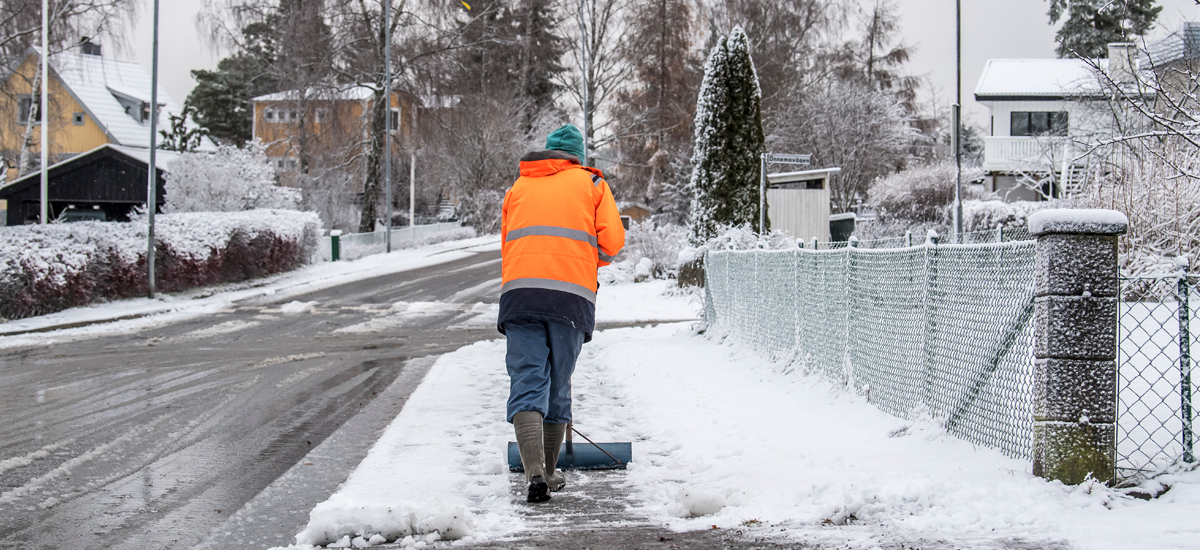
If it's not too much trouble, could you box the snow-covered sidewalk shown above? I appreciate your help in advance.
[278,282,1199,550]
[0,235,501,349]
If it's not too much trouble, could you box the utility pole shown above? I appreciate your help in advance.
[384,0,393,252]
[953,0,963,238]
[39,0,48,224]
[410,106,416,229]
[147,0,161,297]
[579,0,588,165]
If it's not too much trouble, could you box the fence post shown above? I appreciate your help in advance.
[1178,256,1194,464]
[1029,209,1127,484]
[921,229,939,407]
[330,230,342,262]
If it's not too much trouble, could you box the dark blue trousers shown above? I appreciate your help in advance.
[504,319,585,424]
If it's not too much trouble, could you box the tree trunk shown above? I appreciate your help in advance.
[359,86,387,233]
[17,62,42,178]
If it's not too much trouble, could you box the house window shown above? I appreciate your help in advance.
[17,95,40,124]
[1010,111,1068,136]
[72,112,85,126]
[315,108,328,123]
[389,108,401,134]
[264,109,276,122]
[289,110,299,122]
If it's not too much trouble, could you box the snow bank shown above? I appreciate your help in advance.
[281,340,524,548]
[0,210,320,320]
[289,314,1200,549]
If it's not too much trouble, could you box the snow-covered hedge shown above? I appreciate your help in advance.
[962,199,1054,233]
[0,210,321,320]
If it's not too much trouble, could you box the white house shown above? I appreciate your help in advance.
[974,43,1145,202]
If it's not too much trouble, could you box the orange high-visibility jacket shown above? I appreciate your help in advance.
[501,151,625,309]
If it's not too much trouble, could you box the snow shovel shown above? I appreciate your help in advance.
[507,423,631,471]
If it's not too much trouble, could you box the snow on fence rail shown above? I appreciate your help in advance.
[702,210,1192,484]
[703,237,1040,460]
[315,222,472,262]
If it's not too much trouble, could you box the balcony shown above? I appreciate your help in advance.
[982,136,1071,173]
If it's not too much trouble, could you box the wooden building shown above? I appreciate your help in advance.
[765,167,842,242]
[0,144,176,225]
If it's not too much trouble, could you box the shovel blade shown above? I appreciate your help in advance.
[507,441,631,471]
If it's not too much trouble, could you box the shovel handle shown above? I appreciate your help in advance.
[566,421,574,454]
[570,425,624,466]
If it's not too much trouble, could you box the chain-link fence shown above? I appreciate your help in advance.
[704,240,1039,459]
[1117,268,1197,477]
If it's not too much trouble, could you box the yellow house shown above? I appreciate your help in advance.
[1,44,205,183]
[251,86,408,190]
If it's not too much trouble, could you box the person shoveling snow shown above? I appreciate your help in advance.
[497,123,625,503]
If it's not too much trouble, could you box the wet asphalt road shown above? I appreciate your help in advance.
[0,248,506,550]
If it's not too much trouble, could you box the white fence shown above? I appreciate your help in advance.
[314,222,468,262]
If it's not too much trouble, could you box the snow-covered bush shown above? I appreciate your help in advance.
[962,199,1055,233]
[455,189,504,235]
[164,142,301,213]
[0,210,320,320]
[673,224,799,287]
[860,161,988,238]
[1069,140,1200,275]
[600,221,689,284]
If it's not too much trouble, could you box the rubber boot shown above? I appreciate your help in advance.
[543,423,568,491]
[512,411,550,502]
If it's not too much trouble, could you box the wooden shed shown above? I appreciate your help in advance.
[0,144,176,225]
[765,167,841,242]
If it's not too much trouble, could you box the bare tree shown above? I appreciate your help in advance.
[771,78,915,213]
[560,0,632,166]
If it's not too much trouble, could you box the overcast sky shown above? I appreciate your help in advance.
[130,0,1198,128]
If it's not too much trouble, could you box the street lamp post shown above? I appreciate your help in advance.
[147,0,161,297]
[39,0,48,224]
[384,0,393,252]
[953,0,963,238]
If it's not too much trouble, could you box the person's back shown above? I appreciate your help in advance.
[498,124,624,503]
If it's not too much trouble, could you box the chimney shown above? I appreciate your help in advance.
[80,40,101,57]
[1107,43,1136,84]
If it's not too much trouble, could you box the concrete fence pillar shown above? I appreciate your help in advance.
[1029,209,1128,484]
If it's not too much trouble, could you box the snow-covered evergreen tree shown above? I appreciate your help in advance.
[689,26,765,242]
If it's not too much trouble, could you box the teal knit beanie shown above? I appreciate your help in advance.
[545,124,585,162]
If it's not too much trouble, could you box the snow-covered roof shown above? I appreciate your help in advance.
[0,143,182,193]
[974,59,1109,100]
[1140,22,1200,68]
[252,86,379,102]
[767,167,842,184]
[40,49,200,149]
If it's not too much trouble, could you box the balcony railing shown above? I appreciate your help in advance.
[982,136,1071,172]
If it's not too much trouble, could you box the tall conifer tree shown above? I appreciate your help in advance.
[1048,0,1161,58]
[689,26,765,242]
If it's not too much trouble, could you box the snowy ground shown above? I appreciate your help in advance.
[0,235,501,349]
[277,280,1198,550]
